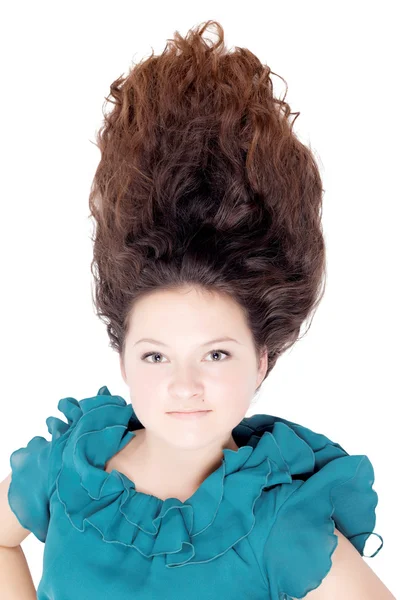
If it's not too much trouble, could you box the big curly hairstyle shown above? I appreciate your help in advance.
[88,20,326,391]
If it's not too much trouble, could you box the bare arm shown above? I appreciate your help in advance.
[302,528,396,600]
[0,545,37,600]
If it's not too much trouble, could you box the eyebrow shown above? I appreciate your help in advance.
[133,336,241,347]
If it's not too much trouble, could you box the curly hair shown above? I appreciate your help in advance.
[87,19,326,390]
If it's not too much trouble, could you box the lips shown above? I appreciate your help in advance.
[167,410,211,420]
[167,410,210,413]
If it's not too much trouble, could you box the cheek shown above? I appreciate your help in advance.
[214,366,255,398]
[129,396,160,431]
[220,387,251,412]
[212,382,253,422]
[125,379,154,425]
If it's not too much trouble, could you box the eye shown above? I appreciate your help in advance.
[205,349,231,362]
[141,352,167,364]
[140,349,231,364]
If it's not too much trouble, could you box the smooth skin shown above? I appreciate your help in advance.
[300,528,395,599]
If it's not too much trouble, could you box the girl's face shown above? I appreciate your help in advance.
[120,286,268,451]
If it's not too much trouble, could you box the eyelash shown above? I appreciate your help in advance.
[140,349,232,364]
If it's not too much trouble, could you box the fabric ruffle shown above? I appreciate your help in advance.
[9,385,383,578]
[263,455,383,600]
[53,386,293,568]
[9,435,53,542]
[258,417,384,599]
[51,387,383,572]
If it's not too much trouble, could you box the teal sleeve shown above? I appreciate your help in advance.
[8,435,54,543]
[263,454,384,600]
[7,396,81,543]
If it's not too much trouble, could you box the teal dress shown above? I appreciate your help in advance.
[8,386,384,600]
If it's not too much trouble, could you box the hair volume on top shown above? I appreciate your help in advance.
[88,19,326,388]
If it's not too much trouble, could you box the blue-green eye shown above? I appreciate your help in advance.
[141,349,231,363]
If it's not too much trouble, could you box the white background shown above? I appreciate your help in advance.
[0,1,398,596]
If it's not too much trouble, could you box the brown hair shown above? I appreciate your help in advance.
[88,20,326,390]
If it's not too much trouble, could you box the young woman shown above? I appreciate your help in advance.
[1,19,393,600]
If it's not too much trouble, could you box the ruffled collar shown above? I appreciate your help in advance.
[47,385,347,568]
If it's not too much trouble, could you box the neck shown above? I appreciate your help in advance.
[127,428,239,499]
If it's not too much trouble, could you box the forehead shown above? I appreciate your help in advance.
[127,287,249,337]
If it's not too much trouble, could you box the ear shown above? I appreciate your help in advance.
[256,348,268,390]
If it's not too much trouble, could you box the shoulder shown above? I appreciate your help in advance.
[300,528,395,599]
[249,414,388,600]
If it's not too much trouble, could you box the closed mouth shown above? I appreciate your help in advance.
[167,410,210,413]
